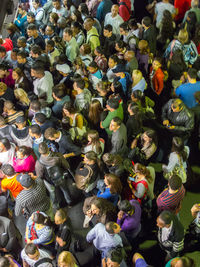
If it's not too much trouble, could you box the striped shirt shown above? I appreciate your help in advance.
[156,185,185,213]
[15,178,50,217]
[4,110,24,125]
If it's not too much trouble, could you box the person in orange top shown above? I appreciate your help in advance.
[1,164,23,199]
[150,57,165,96]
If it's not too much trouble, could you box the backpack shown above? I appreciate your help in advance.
[74,164,94,190]
[69,113,88,144]
[119,1,132,15]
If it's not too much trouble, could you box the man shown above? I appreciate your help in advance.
[52,0,68,17]
[34,113,55,134]
[0,81,16,114]
[118,0,131,22]
[141,16,157,55]
[0,46,12,66]
[124,50,138,74]
[73,79,92,113]
[157,210,184,260]
[119,22,137,52]
[30,45,51,71]
[103,247,128,267]
[175,68,200,108]
[15,173,52,218]
[103,25,117,58]
[155,0,176,29]
[0,116,12,141]
[157,175,185,214]
[31,64,54,105]
[24,11,40,35]
[27,23,45,50]
[52,84,70,119]
[162,98,194,140]
[63,27,79,63]
[17,50,32,82]
[86,222,123,258]
[17,36,29,54]
[3,101,24,125]
[44,127,81,158]
[0,63,15,89]
[10,115,33,147]
[29,124,44,159]
[45,24,57,40]
[96,0,113,24]
[109,117,127,157]
[101,98,124,136]
[1,164,23,199]
[55,209,72,256]
[46,39,60,66]
[56,63,73,88]
[84,18,100,54]
[21,243,52,267]
[183,0,200,23]
[104,5,124,40]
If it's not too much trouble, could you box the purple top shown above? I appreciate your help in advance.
[117,199,141,234]
[136,51,149,74]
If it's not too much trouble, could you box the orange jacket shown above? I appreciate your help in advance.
[150,67,164,96]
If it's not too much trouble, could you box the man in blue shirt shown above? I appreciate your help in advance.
[175,68,200,108]
[86,222,123,258]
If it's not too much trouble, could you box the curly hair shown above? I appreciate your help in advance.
[160,10,174,42]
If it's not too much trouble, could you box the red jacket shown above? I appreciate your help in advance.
[150,67,164,96]
[174,0,191,21]
[1,38,13,52]
[118,0,131,22]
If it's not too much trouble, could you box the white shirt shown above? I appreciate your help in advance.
[161,222,173,242]
[33,71,54,104]
[21,248,51,267]
[104,13,124,39]
[0,143,16,166]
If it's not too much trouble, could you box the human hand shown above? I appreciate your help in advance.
[117,211,124,220]
[163,120,169,126]
[131,139,138,149]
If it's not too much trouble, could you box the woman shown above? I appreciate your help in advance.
[82,130,104,158]
[62,103,87,143]
[32,0,44,22]
[14,5,27,36]
[193,24,200,54]
[136,40,150,77]
[12,67,32,92]
[102,153,124,178]
[88,99,103,129]
[127,163,155,204]
[70,10,83,24]
[95,82,111,107]
[129,129,158,164]
[162,137,189,184]
[110,81,126,103]
[126,103,143,140]
[25,211,55,253]
[83,196,117,227]
[181,11,197,40]
[13,146,36,173]
[49,12,60,34]
[74,151,100,194]
[97,173,122,206]
[131,70,147,93]
[71,22,85,48]
[149,57,165,97]
[14,88,30,111]
[63,0,76,17]
[6,23,21,48]
[58,251,78,267]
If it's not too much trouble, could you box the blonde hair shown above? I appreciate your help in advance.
[58,251,77,267]
[178,29,188,44]
[138,40,149,55]
[14,88,30,106]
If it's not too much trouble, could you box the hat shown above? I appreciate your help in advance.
[56,64,70,74]
[15,115,26,124]
[17,173,34,188]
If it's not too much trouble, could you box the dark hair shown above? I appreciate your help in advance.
[50,12,59,23]
[71,21,82,30]
[0,257,10,267]
[85,151,97,162]
[53,84,66,98]
[168,174,182,190]
[112,81,124,98]
[116,40,126,49]
[112,117,122,126]
[107,247,126,264]
[187,68,197,79]
[159,210,173,225]
[119,22,128,31]
[134,163,152,182]
[103,153,123,166]
[32,212,52,226]
[109,55,119,64]
[31,63,45,73]
[170,49,187,68]
[171,136,188,161]
[55,209,67,220]
[74,79,85,89]
[30,100,41,111]
[44,127,57,139]
[30,44,42,55]
[38,142,49,154]
[0,138,11,150]
[131,88,144,101]
[104,173,122,194]
[18,36,27,43]
[104,24,113,32]
[6,23,19,33]
[106,222,119,234]
[0,63,9,71]
[142,129,157,146]
[63,102,76,114]
[185,11,197,39]
[128,103,142,126]
[88,99,103,125]
[27,23,37,31]
[79,3,89,15]
[1,164,15,176]
[88,61,98,69]
[17,50,27,59]
[95,46,104,55]
[91,198,115,217]
[63,27,73,36]
[25,243,38,255]
[35,113,46,124]
[142,16,151,27]
[29,124,41,135]
[160,9,174,41]
[46,39,55,48]
[128,18,138,30]
[71,10,83,23]
[27,11,35,18]
[0,46,6,53]
[107,98,119,109]
[118,200,135,214]
[18,146,30,157]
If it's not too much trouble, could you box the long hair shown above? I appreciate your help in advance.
[91,198,115,216]
[87,130,102,155]
[58,251,77,267]
[14,88,30,106]
[170,49,187,68]
[134,163,152,182]
[88,99,103,125]
[171,136,188,161]
[142,129,157,146]
[104,173,122,194]
[160,10,174,41]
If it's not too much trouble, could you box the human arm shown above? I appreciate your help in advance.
[162,153,178,173]
[97,188,112,200]
[86,224,97,243]
[133,183,146,199]
[33,227,53,245]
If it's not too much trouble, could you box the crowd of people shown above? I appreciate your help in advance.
[0,0,200,266]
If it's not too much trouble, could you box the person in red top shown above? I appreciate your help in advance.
[150,57,165,96]
[174,0,191,23]
[0,38,13,52]
[1,164,23,199]
[118,0,131,22]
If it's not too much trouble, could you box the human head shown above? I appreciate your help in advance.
[118,200,135,215]
[17,50,27,64]
[45,24,55,37]
[104,173,122,194]
[109,117,122,132]
[17,173,34,188]
[63,27,73,42]
[106,247,126,267]
[55,209,67,225]
[6,23,19,35]
[171,99,183,113]
[16,146,30,159]
[134,163,151,181]
[168,175,182,190]
[27,24,37,38]
[152,57,162,71]
[25,243,40,260]
[187,68,197,80]
[31,64,45,78]
[1,164,15,177]
[49,12,59,24]
[132,69,143,83]
[27,11,35,23]
[178,29,188,45]
[3,100,15,113]
[138,40,149,54]
[142,129,157,145]
[80,43,91,56]
[44,127,59,141]
[52,0,61,10]
[119,22,128,36]
[191,0,199,8]
[84,151,97,165]
[17,36,27,48]
[124,50,135,62]
[171,137,184,153]
[12,67,23,81]
[106,98,119,111]
[32,0,41,10]
[14,88,30,106]
[35,113,46,125]
[111,5,119,17]
[88,61,98,74]
[63,102,76,117]
[0,63,9,79]
[106,222,121,234]
[108,55,119,69]
[83,18,93,31]
[29,100,41,112]
[73,79,85,92]
[142,16,151,28]
[157,210,173,228]
[57,251,77,267]
[115,40,126,52]
[32,211,51,226]
[38,142,49,155]
[29,124,42,138]
[0,46,6,59]
[0,82,7,96]
[103,24,113,37]
[0,138,11,153]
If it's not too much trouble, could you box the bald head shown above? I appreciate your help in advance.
[111,5,119,17]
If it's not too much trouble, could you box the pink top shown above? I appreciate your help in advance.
[13,154,36,173]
